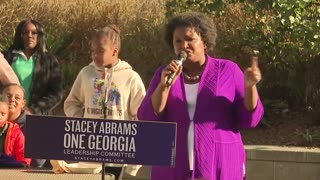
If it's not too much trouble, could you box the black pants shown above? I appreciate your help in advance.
[105,167,124,180]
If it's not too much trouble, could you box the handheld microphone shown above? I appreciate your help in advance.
[166,51,187,86]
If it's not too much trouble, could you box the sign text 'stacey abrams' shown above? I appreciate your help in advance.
[25,115,176,166]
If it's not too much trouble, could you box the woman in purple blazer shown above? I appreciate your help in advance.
[138,12,264,180]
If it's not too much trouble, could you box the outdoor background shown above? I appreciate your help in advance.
[0,0,319,147]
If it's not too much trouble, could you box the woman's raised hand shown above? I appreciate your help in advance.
[244,56,261,88]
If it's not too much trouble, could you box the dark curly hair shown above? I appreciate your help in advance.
[10,19,48,53]
[165,12,217,52]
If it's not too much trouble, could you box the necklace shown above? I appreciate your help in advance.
[183,72,202,81]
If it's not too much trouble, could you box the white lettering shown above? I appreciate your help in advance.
[63,133,85,149]
[65,120,71,132]
[100,122,138,135]
[64,120,98,133]
[87,135,136,152]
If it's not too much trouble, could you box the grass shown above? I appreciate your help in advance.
[0,0,167,89]
[1,0,319,112]
[0,0,268,88]
[1,0,320,147]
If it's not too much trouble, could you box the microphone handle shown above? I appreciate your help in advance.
[166,56,185,86]
[166,69,179,86]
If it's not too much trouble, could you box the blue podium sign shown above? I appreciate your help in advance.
[25,115,176,166]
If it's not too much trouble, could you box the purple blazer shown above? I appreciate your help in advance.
[138,56,264,180]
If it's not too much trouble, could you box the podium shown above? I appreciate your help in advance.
[25,115,176,179]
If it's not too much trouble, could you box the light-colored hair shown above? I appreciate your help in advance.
[1,83,26,100]
[92,24,121,52]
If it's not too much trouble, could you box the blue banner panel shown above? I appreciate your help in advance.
[25,115,176,166]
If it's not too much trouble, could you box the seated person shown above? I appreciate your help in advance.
[0,94,30,167]
[1,83,50,168]
[1,83,28,134]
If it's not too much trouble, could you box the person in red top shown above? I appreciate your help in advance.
[2,83,28,134]
[0,94,30,167]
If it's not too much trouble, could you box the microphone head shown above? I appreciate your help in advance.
[178,51,187,62]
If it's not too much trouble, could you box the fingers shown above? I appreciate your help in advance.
[251,56,259,70]
[245,66,262,86]
[245,67,261,79]
[163,60,181,76]
[161,60,183,87]
[50,160,71,174]
[168,60,181,72]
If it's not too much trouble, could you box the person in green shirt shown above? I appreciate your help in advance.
[2,19,63,116]
[2,19,63,168]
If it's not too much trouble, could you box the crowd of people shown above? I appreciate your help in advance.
[0,12,263,180]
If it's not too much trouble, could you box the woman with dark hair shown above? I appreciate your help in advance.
[138,12,264,180]
[2,19,63,168]
[2,19,63,116]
